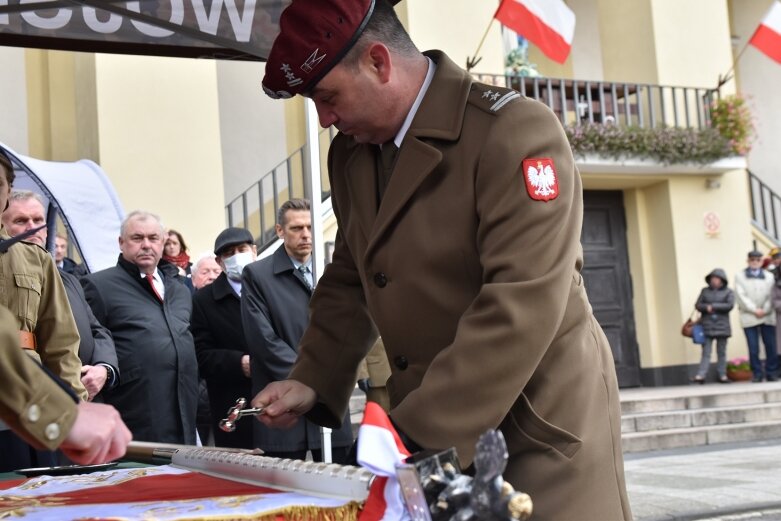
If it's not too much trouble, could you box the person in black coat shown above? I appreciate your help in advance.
[59,270,119,402]
[191,228,256,449]
[81,211,199,444]
[241,199,353,462]
[693,268,735,383]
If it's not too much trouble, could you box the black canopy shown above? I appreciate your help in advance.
[0,0,290,60]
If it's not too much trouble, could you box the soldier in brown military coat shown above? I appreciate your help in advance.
[253,1,632,519]
[0,148,89,471]
[0,304,131,463]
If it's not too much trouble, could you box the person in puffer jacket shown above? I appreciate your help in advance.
[693,268,735,383]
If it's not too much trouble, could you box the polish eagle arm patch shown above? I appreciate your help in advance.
[523,158,559,202]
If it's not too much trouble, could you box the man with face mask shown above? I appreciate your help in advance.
[242,199,354,461]
[190,227,256,449]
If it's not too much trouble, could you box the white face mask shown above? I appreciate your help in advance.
[223,251,255,281]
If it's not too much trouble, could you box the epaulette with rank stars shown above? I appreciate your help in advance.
[469,83,522,114]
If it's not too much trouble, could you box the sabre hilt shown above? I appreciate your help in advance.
[219,397,264,433]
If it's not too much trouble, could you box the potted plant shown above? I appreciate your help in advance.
[710,94,755,156]
[726,357,752,382]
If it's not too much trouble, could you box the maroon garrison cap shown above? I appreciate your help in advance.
[262,0,376,99]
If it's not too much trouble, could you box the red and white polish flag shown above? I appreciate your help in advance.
[357,402,412,521]
[750,0,781,64]
[494,0,576,64]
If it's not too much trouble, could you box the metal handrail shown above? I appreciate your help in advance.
[225,127,337,251]
[748,170,781,245]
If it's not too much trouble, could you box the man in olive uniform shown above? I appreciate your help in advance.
[0,305,131,464]
[251,2,631,520]
[0,148,87,471]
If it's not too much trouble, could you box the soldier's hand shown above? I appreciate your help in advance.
[81,365,108,401]
[61,402,132,464]
[251,380,316,430]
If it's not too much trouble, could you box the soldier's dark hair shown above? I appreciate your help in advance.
[342,0,419,69]
[0,148,15,187]
[277,198,311,226]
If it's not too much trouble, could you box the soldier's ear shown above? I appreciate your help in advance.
[366,43,392,84]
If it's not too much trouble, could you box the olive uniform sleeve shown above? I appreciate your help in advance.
[0,306,78,450]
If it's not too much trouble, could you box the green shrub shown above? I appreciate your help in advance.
[565,124,734,165]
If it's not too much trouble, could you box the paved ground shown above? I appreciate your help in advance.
[626,439,781,521]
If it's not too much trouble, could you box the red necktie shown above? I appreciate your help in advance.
[145,274,163,303]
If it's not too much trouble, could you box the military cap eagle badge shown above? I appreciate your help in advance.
[523,158,559,202]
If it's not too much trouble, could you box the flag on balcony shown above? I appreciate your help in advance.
[750,0,781,64]
[494,0,576,64]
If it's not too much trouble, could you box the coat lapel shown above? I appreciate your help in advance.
[272,246,312,295]
[365,51,472,258]
[211,273,238,301]
[344,145,379,243]
[366,140,441,257]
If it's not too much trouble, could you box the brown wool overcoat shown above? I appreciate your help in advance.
[290,51,632,521]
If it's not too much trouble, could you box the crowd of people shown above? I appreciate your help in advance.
[691,249,781,383]
[0,140,388,468]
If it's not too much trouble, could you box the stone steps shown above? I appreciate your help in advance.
[620,382,781,453]
[348,382,781,454]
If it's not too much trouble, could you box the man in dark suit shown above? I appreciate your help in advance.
[242,199,353,462]
[54,234,86,277]
[82,210,199,444]
[2,190,119,402]
[191,227,256,449]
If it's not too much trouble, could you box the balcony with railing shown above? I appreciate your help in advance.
[228,74,723,251]
[472,73,719,130]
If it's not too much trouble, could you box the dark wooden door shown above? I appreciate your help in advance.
[581,190,641,387]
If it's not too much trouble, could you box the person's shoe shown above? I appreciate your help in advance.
[768,375,779,382]
[690,375,705,384]
[752,376,763,383]
[718,376,730,383]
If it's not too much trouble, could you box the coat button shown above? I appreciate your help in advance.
[373,272,388,288]
[45,423,61,441]
[394,355,408,370]
[27,404,41,423]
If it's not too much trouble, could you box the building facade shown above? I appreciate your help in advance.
[0,0,777,386]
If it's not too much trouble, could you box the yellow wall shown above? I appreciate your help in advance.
[597,0,658,83]
[24,50,99,162]
[617,169,754,371]
[93,54,225,255]
[0,48,30,153]
[650,0,734,89]
[397,0,505,74]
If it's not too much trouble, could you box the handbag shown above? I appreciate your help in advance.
[681,309,700,338]
[691,323,706,345]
